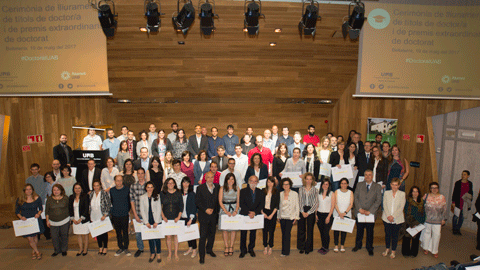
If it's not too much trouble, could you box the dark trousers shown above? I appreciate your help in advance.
[112,216,129,250]
[297,212,315,252]
[199,216,216,259]
[280,219,294,255]
[262,208,277,248]
[240,229,257,253]
[316,212,333,249]
[181,217,197,249]
[402,233,420,256]
[42,219,51,239]
[97,232,109,248]
[383,222,401,251]
[452,210,464,232]
[51,222,70,253]
[333,231,346,245]
[355,222,375,251]
[148,239,161,254]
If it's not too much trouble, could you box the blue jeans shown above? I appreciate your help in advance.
[149,239,161,254]
[452,210,464,232]
[135,232,144,251]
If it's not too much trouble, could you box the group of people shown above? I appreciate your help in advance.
[16,123,477,264]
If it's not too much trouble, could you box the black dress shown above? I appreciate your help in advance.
[149,168,164,193]
[272,157,287,181]
[15,197,45,237]
[160,191,184,220]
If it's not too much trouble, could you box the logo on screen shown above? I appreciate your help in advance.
[442,75,450,84]
[61,71,70,80]
[367,9,390,29]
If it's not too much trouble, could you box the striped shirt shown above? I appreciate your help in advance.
[299,186,319,215]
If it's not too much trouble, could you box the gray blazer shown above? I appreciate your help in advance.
[354,181,382,217]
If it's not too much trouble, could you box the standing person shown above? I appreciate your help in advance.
[200,162,221,185]
[263,129,275,154]
[160,178,184,261]
[167,122,179,143]
[332,178,354,253]
[180,177,198,258]
[280,148,307,189]
[195,171,220,264]
[51,159,62,182]
[248,135,274,171]
[45,184,70,257]
[240,127,254,145]
[354,141,372,191]
[146,157,164,193]
[287,132,305,157]
[239,175,265,258]
[81,159,101,194]
[297,173,319,254]
[316,179,335,255]
[118,126,135,142]
[181,151,195,182]
[121,159,138,189]
[233,144,249,182]
[368,146,388,189]
[276,127,294,149]
[223,125,239,158]
[162,151,174,180]
[316,136,332,183]
[172,129,188,160]
[382,178,406,259]
[130,168,148,258]
[278,178,299,257]
[382,141,391,159]
[330,136,338,152]
[147,123,158,146]
[102,128,120,159]
[89,180,111,255]
[352,170,382,256]
[110,175,131,257]
[402,186,425,257]
[168,159,187,189]
[53,134,74,167]
[207,127,225,159]
[140,182,163,263]
[241,135,255,155]
[271,125,279,154]
[15,184,44,260]
[261,177,279,256]
[151,129,173,160]
[44,171,58,198]
[219,158,242,189]
[126,130,138,160]
[218,173,240,257]
[69,183,90,256]
[329,141,348,191]
[351,133,364,155]
[82,126,103,150]
[303,144,320,182]
[212,145,229,171]
[187,125,209,160]
[387,145,410,191]
[117,141,130,172]
[101,158,120,192]
[194,150,210,186]
[136,131,152,158]
[303,125,320,146]
[133,147,151,172]
[245,153,269,184]
[375,134,383,145]
[346,143,358,171]
[26,164,46,204]
[422,182,447,258]
[272,143,289,186]
[58,165,76,197]
[451,170,473,235]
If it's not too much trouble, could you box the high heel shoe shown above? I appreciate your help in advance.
[229,247,234,256]
[390,252,396,259]
[382,250,390,257]
[36,252,42,260]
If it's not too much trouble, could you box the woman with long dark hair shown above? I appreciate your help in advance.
[172,129,188,160]
[45,184,70,257]
[261,176,279,256]
[69,182,90,256]
[218,173,240,256]
[151,129,173,160]
[180,177,198,258]
[387,145,409,192]
[402,186,425,257]
[147,156,164,193]
[161,178,184,261]
[316,179,335,255]
[140,181,163,263]
[245,153,268,183]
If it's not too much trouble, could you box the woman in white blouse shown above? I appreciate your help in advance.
[382,178,405,259]
[316,179,335,255]
[140,182,163,263]
[101,157,119,192]
[277,178,299,257]
[332,178,353,253]
[136,131,152,158]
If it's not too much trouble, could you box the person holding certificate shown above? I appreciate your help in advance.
[329,141,348,191]
[280,148,306,192]
[381,178,406,259]
[421,182,447,258]
[15,184,44,260]
[277,178,299,257]
[218,173,240,256]
[239,175,265,258]
[316,179,335,255]
[303,144,320,182]
[272,143,289,187]
[402,186,425,257]
[367,146,388,189]
[140,182,163,263]
[69,183,90,256]
[110,175,132,257]
[261,177,279,256]
[180,177,198,258]
[451,170,473,236]
[244,153,269,184]
[160,178,184,261]
[315,136,332,183]
[45,184,70,257]
[332,178,353,253]
[297,173,319,255]
[89,179,111,255]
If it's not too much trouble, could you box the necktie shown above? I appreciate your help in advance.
[366,153,370,163]
[367,184,370,192]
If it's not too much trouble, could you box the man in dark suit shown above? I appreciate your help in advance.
[53,134,74,167]
[81,158,101,194]
[353,141,372,191]
[195,171,220,264]
[188,125,209,160]
[239,175,265,258]
[133,147,150,171]
[352,170,382,256]
[352,133,364,156]
[126,130,138,160]
[211,145,229,171]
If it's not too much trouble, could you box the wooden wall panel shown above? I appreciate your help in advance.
[329,76,480,193]
[0,97,110,204]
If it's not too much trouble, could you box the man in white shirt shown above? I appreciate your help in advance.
[233,144,248,182]
[147,123,157,146]
[51,159,62,181]
[330,136,338,152]
[81,159,101,194]
[82,126,103,150]
[102,128,120,159]
[187,125,208,160]
[287,132,305,157]
[271,125,279,153]
[219,158,242,189]
[167,122,179,143]
[263,129,275,154]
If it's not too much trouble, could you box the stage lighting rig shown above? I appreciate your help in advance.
[89,0,118,38]
[144,0,165,36]
[298,0,320,38]
[173,0,196,35]
[198,0,219,36]
[244,0,264,36]
[342,0,365,41]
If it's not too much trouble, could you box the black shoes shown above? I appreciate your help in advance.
[51,253,59,257]
[249,250,256,257]
[62,252,67,256]
[368,250,374,256]
[149,254,156,263]
[134,250,143,258]
[207,251,217,257]
[352,247,360,252]
[299,250,305,254]
[239,252,246,258]
[199,257,205,264]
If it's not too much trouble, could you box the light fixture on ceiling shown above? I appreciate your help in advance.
[342,0,365,41]
[144,0,165,36]
[269,42,276,47]
[244,0,264,36]
[90,0,118,38]
[274,28,282,33]
[319,100,332,104]
[173,0,196,35]
[198,0,218,36]
[117,99,131,103]
[298,0,320,38]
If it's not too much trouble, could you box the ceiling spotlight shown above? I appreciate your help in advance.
[274,28,282,33]
[342,0,365,41]
[244,0,265,36]
[298,0,320,38]
[198,0,219,36]
[90,0,118,38]
[144,0,165,35]
[269,42,276,46]
[319,100,332,104]
[173,0,195,35]
[117,99,131,103]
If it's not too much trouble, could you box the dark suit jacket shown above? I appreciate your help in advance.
[212,156,229,171]
[69,194,90,223]
[305,159,320,182]
[355,141,364,155]
[244,165,269,183]
[185,191,197,223]
[367,157,388,185]
[354,181,382,216]
[195,183,220,222]
[329,151,350,167]
[133,158,151,171]
[353,151,370,191]
[126,140,138,160]
[452,179,473,208]
[151,138,173,158]
[53,144,74,166]
[239,187,265,216]
[81,167,101,193]
[187,135,209,158]
[263,190,280,210]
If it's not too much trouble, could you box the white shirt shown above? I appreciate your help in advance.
[82,135,103,150]
[52,170,62,181]
[233,154,248,181]
[88,169,95,190]
[373,159,380,182]
[117,134,135,142]
[196,135,202,148]
[101,167,120,190]
[320,149,330,163]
